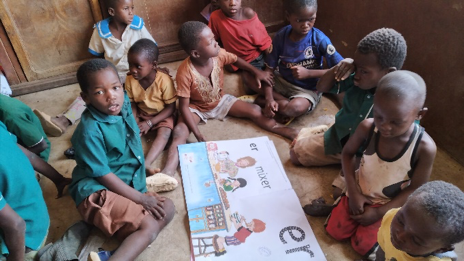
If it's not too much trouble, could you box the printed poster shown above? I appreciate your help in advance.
[178,136,326,261]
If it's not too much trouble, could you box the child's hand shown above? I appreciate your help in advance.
[195,133,207,142]
[140,193,167,220]
[138,121,152,136]
[350,206,381,226]
[254,69,274,88]
[264,100,278,118]
[290,65,311,80]
[348,192,372,215]
[334,58,354,81]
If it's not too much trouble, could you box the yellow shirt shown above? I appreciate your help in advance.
[378,208,454,261]
[125,72,177,115]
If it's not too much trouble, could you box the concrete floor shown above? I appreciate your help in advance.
[16,61,464,260]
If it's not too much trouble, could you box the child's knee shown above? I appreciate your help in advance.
[173,124,189,139]
[289,148,301,166]
[157,127,172,140]
[162,198,176,224]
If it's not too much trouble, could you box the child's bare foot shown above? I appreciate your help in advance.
[51,115,71,133]
[146,173,178,192]
[145,167,161,177]
[55,177,72,198]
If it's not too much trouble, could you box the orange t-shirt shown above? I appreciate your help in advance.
[176,49,237,112]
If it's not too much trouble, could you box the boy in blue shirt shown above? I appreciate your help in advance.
[69,59,174,260]
[262,0,343,122]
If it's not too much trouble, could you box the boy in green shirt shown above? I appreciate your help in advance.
[69,59,174,260]
[289,28,408,215]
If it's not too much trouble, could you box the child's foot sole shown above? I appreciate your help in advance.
[303,197,334,217]
[146,173,178,192]
[33,109,63,137]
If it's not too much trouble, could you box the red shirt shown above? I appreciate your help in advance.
[209,10,271,70]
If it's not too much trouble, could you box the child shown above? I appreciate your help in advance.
[36,0,157,140]
[262,0,343,121]
[219,177,247,192]
[212,214,266,256]
[325,71,437,259]
[208,0,272,91]
[126,39,178,186]
[0,94,51,161]
[215,153,257,177]
[69,59,174,260]
[0,96,71,198]
[157,21,298,179]
[0,121,50,260]
[291,28,407,214]
[89,0,156,82]
[377,181,464,261]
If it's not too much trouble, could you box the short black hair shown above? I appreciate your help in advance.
[357,28,407,69]
[76,59,118,93]
[128,38,159,63]
[178,21,208,54]
[377,70,426,109]
[410,181,464,246]
[285,0,318,14]
[105,0,121,9]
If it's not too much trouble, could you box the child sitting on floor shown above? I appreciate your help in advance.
[0,94,51,161]
[262,0,343,122]
[125,38,178,191]
[157,21,298,179]
[69,59,175,261]
[35,0,157,139]
[325,71,436,259]
[292,28,407,216]
[208,0,272,93]
[0,121,50,260]
[376,180,464,261]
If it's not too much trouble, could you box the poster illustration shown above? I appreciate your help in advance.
[178,137,326,261]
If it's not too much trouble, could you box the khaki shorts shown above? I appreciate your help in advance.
[293,132,341,167]
[273,74,322,113]
[189,94,238,123]
[77,190,149,241]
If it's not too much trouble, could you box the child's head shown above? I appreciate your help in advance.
[217,0,242,18]
[390,181,464,256]
[248,219,266,233]
[236,156,257,168]
[285,0,318,37]
[353,28,407,90]
[178,21,220,59]
[231,178,247,192]
[128,38,159,81]
[106,0,134,25]
[374,70,426,138]
[77,59,124,116]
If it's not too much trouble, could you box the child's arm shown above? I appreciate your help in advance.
[0,203,26,260]
[316,58,354,93]
[26,139,49,156]
[18,144,71,198]
[138,103,176,135]
[179,97,205,142]
[97,173,167,219]
[233,57,273,89]
[130,102,139,122]
[342,119,374,215]
[355,133,437,226]
[290,66,330,80]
